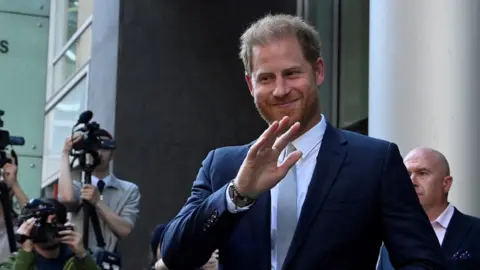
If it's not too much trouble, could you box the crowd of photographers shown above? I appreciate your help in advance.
[0,126,146,270]
[0,112,218,270]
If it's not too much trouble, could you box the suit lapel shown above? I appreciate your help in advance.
[441,208,473,256]
[283,123,347,268]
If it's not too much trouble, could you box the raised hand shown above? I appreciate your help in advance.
[234,116,302,198]
[58,223,88,259]
[16,217,36,251]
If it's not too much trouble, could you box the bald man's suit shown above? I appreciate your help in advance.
[377,208,480,270]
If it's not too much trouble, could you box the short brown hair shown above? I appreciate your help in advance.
[239,14,322,74]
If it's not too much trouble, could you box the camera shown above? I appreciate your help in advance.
[0,110,25,167]
[17,198,71,243]
[71,110,116,154]
[70,110,116,171]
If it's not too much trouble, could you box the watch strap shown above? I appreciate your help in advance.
[228,181,255,208]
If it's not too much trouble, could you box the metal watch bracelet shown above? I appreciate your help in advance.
[228,181,255,209]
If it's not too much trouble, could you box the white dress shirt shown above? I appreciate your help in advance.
[431,203,455,245]
[226,115,327,270]
[90,174,111,188]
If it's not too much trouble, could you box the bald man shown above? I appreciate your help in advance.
[377,147,480,270]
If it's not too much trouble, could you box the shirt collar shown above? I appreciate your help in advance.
[291,114,327,160]
[91,174,112,187]
[432,203,455,229]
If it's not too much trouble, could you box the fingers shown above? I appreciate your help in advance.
[278,150,302,173]
[64,222,75,228]
[18,218,36,235]
[81,185,94,194]
[247,121,279,160]
[64,134,82,152]
[247,116,295,160]
[263,116,291,149]
[57,229,76,236]
[59,235,75,242]
[272,121,301,152]
[58,230,80,246]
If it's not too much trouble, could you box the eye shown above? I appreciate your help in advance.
[285,70,300,77]
[256,75,273,84]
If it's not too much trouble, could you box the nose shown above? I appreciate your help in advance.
[272,77,290,97]
[410,174,418,185]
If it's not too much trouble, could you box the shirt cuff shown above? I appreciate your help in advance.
[225,182,252,213]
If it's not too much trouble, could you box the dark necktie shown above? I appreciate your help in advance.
[97,179,105,194]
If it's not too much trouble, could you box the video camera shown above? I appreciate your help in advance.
[0,110,25,167]
[17,198,72,243]
[70,110,116,171]
[71,111,122,270]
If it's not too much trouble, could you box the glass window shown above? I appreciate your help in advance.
[51,26,91,95]
[306,0,335,122]
[42,76,87,180]
[338,0,369,128]
[53,0,93,55]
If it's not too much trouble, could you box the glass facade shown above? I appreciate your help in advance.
[42,0,92,187]
[303,0,369,131]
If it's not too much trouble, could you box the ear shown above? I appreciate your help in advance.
[314,58,325,86]
[443,176,453,194]
[245,72,254,97]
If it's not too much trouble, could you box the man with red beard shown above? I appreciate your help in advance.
[161,14,445,270]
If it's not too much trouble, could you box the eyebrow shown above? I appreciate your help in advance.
[283,66,302,73]
[255,66,303,77]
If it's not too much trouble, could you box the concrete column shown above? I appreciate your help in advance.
[369,0,480,215]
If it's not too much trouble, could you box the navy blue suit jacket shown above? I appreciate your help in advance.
[162,123,445,270]
[378,208,480,270]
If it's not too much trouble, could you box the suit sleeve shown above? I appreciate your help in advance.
[161,150,247,269]
[381,143,446,270]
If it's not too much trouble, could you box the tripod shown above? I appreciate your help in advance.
[76,150,107,250]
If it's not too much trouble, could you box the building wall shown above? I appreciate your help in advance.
[0,0,50,200]
[89,0,297,269]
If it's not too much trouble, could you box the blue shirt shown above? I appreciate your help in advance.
[34,244,73,270]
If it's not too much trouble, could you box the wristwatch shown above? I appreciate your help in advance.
[228,181,256,208]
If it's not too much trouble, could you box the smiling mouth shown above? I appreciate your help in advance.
[273,99,300,107]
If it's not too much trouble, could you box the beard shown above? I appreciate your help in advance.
[255,94,320,131]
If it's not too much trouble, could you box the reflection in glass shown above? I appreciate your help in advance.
[42,77,87,180]
[52,26,92,93]
[67,0,79,42]
[338,0,369,128]
[54,0,93,55]
[307,0,334,122]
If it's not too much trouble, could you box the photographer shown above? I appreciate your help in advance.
[58,129,140,253]
[0,155,29,263]
[0,198,99,270]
